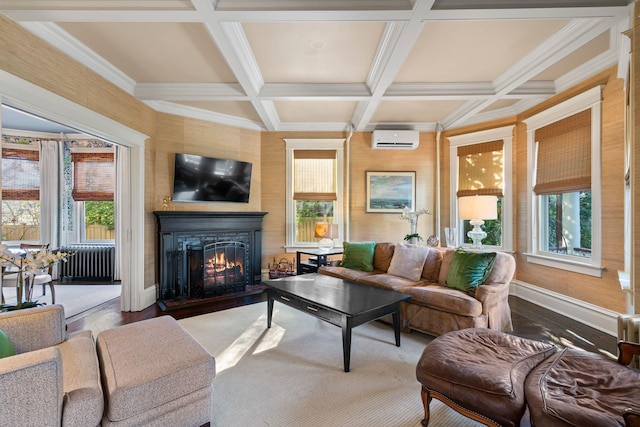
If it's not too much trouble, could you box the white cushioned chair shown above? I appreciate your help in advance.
[0,243,55,305]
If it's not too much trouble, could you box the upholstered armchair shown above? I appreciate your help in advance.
[0,304,104,426]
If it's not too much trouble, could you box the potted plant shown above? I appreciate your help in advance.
[400,207,431,244]
[404,233,423,244]
[0,245,72,311]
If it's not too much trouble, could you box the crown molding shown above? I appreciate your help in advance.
[145,100,264,131]
[19,22,137,95]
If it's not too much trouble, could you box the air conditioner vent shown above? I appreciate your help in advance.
[371,130,419,150]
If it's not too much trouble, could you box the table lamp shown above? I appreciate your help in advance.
[458,195,497,249]
[315,223,339,251]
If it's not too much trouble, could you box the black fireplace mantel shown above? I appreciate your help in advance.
[154,211,268,233]
[154,211,267,305]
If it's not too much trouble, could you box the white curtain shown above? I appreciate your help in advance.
[39,140,60,279]
[39,140,59,249]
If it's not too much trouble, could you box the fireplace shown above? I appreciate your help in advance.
[187,241,248,297]
[154,211,267,308]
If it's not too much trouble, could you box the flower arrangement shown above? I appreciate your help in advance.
[0,245,72,311]
[400,207,432,243]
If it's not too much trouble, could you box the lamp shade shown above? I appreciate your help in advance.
[458,195,498,220]
[314,223,338,238]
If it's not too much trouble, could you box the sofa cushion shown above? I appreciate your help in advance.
[421,247,444,281]
[58,330,104,427]
[399,284,483,317]
[445,249,497,294]
[356,273,428,291]
[0,304,67,353]
[318,266,376,281]
[373,242,395,271]
[438,249,455,283]
[387,243,430,281]
[525,348,640,427]
[340,241,376,271]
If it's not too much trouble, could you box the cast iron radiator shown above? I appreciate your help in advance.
[59,244,115,281]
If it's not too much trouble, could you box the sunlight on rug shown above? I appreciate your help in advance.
[179,303,485,427]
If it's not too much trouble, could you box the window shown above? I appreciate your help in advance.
[285,139,344,249]
[1,142,41,242]
[70,147,115,242]
[449,126,514,251]
[524,86,602,276]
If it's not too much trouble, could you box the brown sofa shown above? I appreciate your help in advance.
[318,242,515,337]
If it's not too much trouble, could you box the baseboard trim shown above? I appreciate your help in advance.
[510,280,619,337]
[140,284,158,311]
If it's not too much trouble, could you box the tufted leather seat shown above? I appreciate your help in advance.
[416,328,556,427]
[416,328,640,427]
[525,347,640,427]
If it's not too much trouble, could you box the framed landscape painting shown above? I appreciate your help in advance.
[366,171,416,213]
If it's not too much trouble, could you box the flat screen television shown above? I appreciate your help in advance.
[172,153,252,203]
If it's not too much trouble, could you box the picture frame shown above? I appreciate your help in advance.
[366,171,416,213]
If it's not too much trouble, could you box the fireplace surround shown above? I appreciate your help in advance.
[154,211,267,308]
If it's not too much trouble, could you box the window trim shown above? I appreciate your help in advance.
[448,125,514,252]
[523,85,603,277]
[284,139,344,251]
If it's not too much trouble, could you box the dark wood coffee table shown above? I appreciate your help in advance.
[263,273,411,372]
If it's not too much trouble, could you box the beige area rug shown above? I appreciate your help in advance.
[1,284,121,318]
[178,302,485,427]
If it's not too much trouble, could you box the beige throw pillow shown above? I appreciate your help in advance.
[387,243,430,281]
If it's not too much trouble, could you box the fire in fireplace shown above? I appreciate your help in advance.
[188,241,248,297]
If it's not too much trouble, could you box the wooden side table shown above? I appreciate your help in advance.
[296,248,343,275]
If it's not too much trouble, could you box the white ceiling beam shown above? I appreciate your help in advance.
[353,0,437,131]
[423,6,629,21]
[135,81,557,102]
[259,84,371,100]
[444,16,618,128]
[2,10,204,22]
[145,100,264,130]
[135,83,247,101]
[191,0,281,130]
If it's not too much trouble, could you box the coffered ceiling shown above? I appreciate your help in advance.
[0,0,633,132]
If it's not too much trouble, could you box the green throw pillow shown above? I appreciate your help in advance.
[445,249,497,294]
[0,329,16,359]
[340,241,376,272]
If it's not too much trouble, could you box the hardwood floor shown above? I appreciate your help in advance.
[67,290,619,357]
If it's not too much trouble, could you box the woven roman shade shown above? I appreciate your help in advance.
[2,147,40,200]
[534,109,591,195]
[72,152,115,201]
[293,150,337,201]
[457,140,504,198]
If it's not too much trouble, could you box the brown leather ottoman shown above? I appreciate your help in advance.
[525,347,640,427]
[416,328,556,427]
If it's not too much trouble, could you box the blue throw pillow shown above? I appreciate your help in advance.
[0,329,16,359]
[445,249,497,294]
[340,242,376,272]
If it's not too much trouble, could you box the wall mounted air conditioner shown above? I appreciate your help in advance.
[371,130,419,150]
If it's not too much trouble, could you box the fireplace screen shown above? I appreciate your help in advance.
[187,241,248,297]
